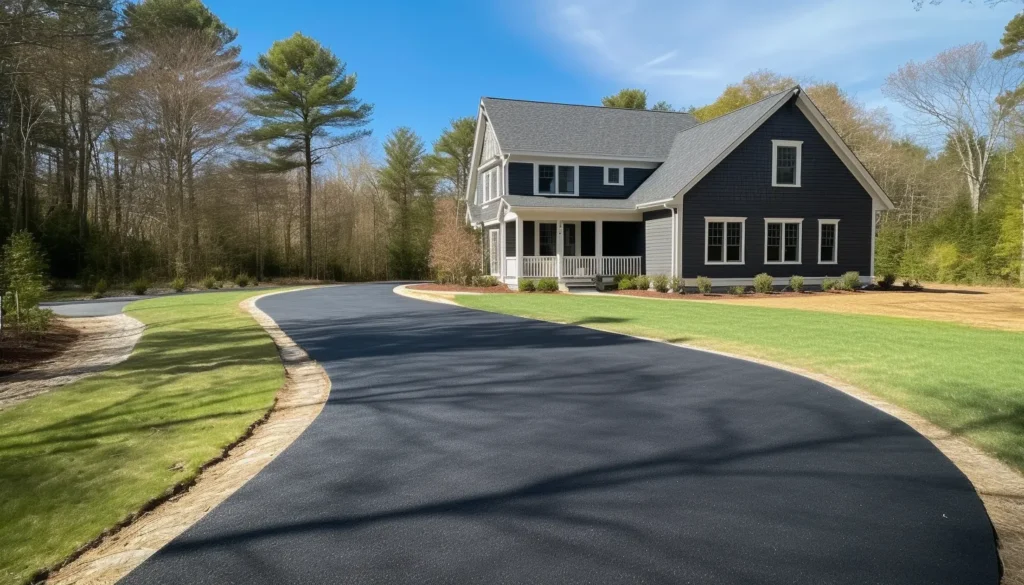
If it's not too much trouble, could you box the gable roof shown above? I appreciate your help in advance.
[481,97,698,160]
[630,89,795,206]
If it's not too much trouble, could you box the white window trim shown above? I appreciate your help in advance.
[704,216,746,265]
[771,139,803,188]
[764,218,803,265]
[818,219,840,264]
[481,168,501,203]
[535,222,559,256]
[534,164,578,196]
[604,166,624,186]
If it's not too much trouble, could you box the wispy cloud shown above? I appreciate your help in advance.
[523,0,1018,111]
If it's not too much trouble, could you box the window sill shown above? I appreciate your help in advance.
[818,261,838,265]
[534,192,579,197]
[705,261,745,266]
[765,261,802,265]
[603,181,624,187]
[771,183,801,188]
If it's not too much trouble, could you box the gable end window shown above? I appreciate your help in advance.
[604,166,624,186]
[535,164,577,195]
[765,219,802,264]
[705,217,745,264]
[818,220,839,264]
[772,140,802,187]
[481,168,500,203]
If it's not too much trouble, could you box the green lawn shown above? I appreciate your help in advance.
[0,292,285,585]
[458,293,1024,472]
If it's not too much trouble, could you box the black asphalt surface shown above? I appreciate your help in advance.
[120,284,999,585]
[41,296,138,317]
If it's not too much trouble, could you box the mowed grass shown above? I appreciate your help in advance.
[0,292,284,584]
[458,294,1024,471]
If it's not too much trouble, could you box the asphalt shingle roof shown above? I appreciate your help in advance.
[482,98,698,159]
[502,195,638,210]
[630,89,796,205]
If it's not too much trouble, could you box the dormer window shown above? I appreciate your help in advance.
[772,140,802,187]
[604,166,624,186]
[536,164,577,195]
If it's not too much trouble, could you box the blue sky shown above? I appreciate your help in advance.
[206,0,1020,152]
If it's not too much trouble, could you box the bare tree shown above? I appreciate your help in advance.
[883,42,1024,212]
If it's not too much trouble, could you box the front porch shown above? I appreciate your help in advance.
[487,216,644,287]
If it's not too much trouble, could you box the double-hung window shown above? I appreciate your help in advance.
[705,217,745,264]
[604,166,623,186]
[537,164,576,195]
[765,219,802,264]
[819,220,839,264]
[481,168,499,202]
[772,140,802,187]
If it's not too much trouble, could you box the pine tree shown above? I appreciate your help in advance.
[379,128,435,279]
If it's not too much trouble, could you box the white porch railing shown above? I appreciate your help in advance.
[562,257,600,278]
[522,256,557,278]
[602,256,642,276]
[505,258,518,278]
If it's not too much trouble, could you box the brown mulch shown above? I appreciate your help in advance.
[609,289,857,301]
[0,322,80,377]
[411,283,512,294]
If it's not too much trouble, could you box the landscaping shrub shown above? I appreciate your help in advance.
[92,278,108,299]
[652,274,669,293]
[753,273,774,294]
[131,278,150,296]
[617,277,634,291]
[841,271,862,290]
[633,275,650,291]
[0,231,48,316]
[696,276,712,294]
[536,278,559,293]
[790,275,805,293]
[234,273,251,288]
[518,278,536,292]
[877,273,896,290]
[171,277,186,292]
[822,277,838,291]
[473,275,499,287]
[613,274,636,286]
[730,285,747,296]
[669,276,681,293]
[202,275,218,290]
[902,278,923,290]
[19,306,54,332]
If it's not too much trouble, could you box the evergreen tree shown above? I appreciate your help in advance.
[244,32,372,276]
[379,128,435,279]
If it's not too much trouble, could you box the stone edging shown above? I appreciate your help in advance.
[45,288,332,585]
[397,285,1024,585]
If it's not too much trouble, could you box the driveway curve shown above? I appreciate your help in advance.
[121,283,999,585]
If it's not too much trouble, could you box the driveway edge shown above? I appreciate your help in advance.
[46,288,332,585]
[400,285,1023,585]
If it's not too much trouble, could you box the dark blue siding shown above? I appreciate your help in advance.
[507,162,656,198]
[682,99,873,279]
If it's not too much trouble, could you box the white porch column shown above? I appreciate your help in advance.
[556,219,563,279]
[595,219,604,274]
[515,217,524,280]
[499,217,507,281]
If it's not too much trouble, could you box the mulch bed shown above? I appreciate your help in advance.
[609,289,875,301]
[411,283,513,294]
[0,321,79,377]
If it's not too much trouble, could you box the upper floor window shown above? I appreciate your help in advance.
[772,140,802,187]
[481,168,499,203]
[819,219,839,264]
[604,166,624,186]
[765,219,802,264]
[536,164,577,195]
[705,217,745,264]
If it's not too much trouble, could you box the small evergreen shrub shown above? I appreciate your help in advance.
[753,273,774,294]
[669,276,681,293]
[476,275,499,287]
[171,277,187,292]
[202,275,218,290]
[633,275,650,291]
[536,278,559,292]
[877,273,896,290]
[652,274,669,293]
[730,286,746,296]
[612,274,634,285]
[617,277,634,291]
[92,278,109,299]
[131,278,150,296]
[518,278,536,292]
[235,273,251,288]
[696,276,712,294]
[789,275,805,293]
[841,271,861,290]
[0,231,48,313]
[822,277,838,292]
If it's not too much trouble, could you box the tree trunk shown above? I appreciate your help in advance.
[187,159,199,263]
[112,140,121,233]
[60,87,73,208]
[77,87,89,243]
[303,135,313,278]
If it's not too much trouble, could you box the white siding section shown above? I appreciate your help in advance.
[482,120,500,161]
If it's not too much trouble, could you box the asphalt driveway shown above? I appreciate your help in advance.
[121,283,999,584]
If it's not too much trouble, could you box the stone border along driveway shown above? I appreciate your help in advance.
[45,289,332,585]
[0,314,145,412]
[394,284,1024,585]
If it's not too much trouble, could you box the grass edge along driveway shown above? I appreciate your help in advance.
[0,291,285,585]
[457,293,1024,475]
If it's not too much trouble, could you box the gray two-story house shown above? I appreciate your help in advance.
[465,86,894,289]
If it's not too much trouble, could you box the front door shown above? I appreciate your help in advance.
[563,223,577,256]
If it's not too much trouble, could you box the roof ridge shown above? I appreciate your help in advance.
[679,86,798,131]
[482,96,698,116]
